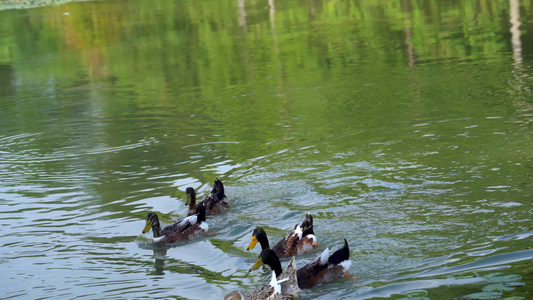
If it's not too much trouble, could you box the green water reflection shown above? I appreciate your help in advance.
[0,0,532,299]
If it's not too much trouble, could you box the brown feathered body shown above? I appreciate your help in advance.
[185,178,230,216]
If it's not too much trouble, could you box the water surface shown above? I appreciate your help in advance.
[0,0,532,299]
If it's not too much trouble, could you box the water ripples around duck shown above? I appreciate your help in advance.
[1,112,532,299]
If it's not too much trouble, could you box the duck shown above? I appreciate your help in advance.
[247,212,318,258]
[249,239,351,289]
[141,204,208,244]
[296,239,352,288]
[184,178,230,216]
[247,254,300,298]
[223,270,291,300]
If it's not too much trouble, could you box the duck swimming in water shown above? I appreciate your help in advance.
[247,212,318,258]
[249,239,352,289]
[184,178,230,216]
[142,204,208,245]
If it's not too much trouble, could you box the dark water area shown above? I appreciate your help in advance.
[0,0,532,299]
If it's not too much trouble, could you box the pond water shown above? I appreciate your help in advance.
[0,0,532,299]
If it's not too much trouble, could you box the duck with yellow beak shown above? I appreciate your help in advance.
[247,212,318,258]
[142,203,208,245]
[250,239,352,289]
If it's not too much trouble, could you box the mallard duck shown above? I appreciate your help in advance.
[223,270,291,300]
[184,178,230,216]
[247,212,318,258]
[141,204,208,244]
[246,254,300,298]
[249,239,351,289]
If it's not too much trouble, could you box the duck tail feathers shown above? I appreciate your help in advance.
[211,178,225,199]
[300,212,314,236]
[327,239,350,266]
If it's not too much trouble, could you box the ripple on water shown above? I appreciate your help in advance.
[1,103,532,299]
[0,132,158,167]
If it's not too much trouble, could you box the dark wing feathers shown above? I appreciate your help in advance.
[161,217,194,236]
[296,257,328,289]
[327,239,349,266]
[297,239,350,289]
[300,213,314,236]
[211,178,225,199]
[198,178,229,214]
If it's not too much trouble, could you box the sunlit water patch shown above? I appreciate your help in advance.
[1,0,533,299]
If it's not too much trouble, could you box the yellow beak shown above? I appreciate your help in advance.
[142,220,152,234]
[247,236,259,251]
[249,257,264,272]
[185,194,192,206]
